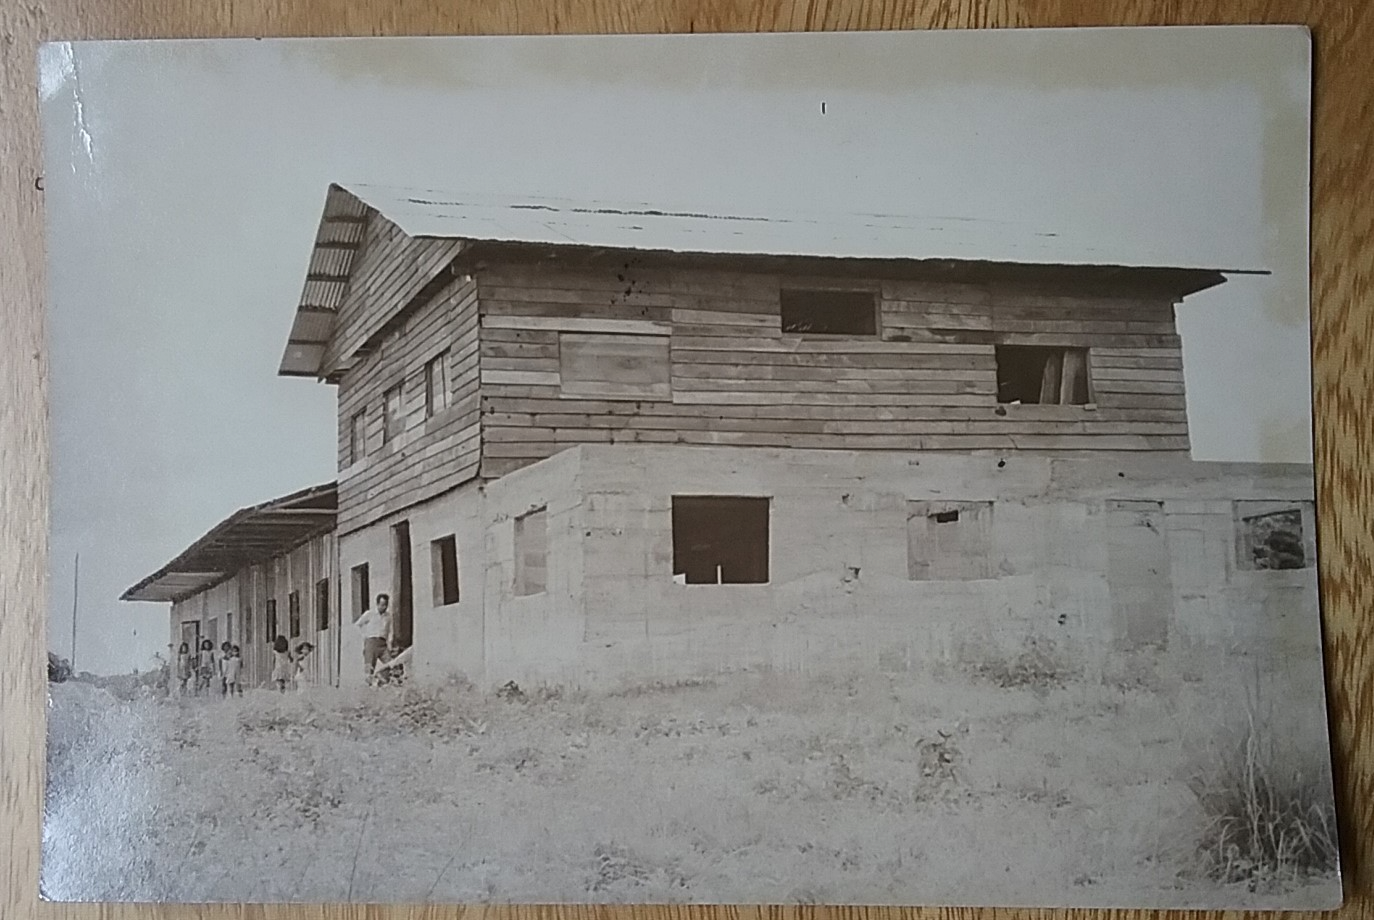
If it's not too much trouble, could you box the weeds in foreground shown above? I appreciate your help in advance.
[608,676,716,698]
[964,638,1079,693]
[1187,712,1338,890]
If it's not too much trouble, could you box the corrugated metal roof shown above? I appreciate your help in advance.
[343,182,1261,271]
[278,185,367,378]
[279,183,1264,380]
[121,483,337,604]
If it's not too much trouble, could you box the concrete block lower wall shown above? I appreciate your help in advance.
[564,445,1322,696]
[326,444,1322,706]
[334,446,588,688]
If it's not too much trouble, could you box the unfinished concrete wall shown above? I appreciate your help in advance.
[547,445,1320,695]
[377,443,1317,719]
[336,448,589,688]
[478,449,588,685]
[401,487,486,686]
[336,486,487,688]
[564,447,1071,686]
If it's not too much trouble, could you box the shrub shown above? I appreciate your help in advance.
[1188,714,1339,889]
[48,653,73,683]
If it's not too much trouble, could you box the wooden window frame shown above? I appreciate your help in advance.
[558,331,671,401]
[993,345,1092,406]
[349,410,366,465]
[382,382,405,445]
[424,350,450,419]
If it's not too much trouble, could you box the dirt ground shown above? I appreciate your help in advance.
[41,659,1341,907]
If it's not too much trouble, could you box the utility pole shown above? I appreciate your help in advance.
[70,553,79,670]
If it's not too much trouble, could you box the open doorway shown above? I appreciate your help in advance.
[391,521,414,649]
[180,620,200,655]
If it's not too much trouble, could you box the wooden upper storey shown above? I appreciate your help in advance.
[278,185,1248,532]
[468,253,1208,478]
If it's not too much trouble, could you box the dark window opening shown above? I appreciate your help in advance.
[780,289,877,335]
[432,535,460,606]
[315,577,330,631]
[1238,506,1310,571]
[265,599,278,641]
[288,591,301,638]
[672,496,770,584]
[932,509,960,524]
[351,564,370,621]
[995,345,1090,405]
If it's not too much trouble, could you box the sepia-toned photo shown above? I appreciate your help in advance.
[39,28,1339,908]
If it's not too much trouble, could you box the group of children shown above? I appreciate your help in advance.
[173,636,316,696]
[174,639,243,696]
[270,636,317,692]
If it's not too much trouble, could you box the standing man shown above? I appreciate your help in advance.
[355,592,392,685]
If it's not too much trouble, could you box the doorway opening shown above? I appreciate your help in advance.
[391,521,414,650]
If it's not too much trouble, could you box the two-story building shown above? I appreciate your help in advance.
[125,183,1319,692]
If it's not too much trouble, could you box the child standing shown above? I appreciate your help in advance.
[175,642,193,696]
[293,641,315,688]
[219,641,233,696]
[195,639,217,696]
[223,645,244,696]
[270,635,293,693]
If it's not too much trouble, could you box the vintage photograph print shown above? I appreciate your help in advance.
[40,28,1338,908]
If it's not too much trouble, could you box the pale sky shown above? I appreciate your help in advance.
[39,28,1312,674]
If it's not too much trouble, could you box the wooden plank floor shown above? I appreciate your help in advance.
[2,2,1370,920]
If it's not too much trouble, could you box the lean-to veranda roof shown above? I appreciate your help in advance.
[121,482,337,604]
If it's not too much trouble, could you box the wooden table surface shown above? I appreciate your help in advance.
[2,1,1370,919]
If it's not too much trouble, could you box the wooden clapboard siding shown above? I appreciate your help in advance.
[336,275,481,533]
[320,209,466,377]
[471,263,1193,477]
[482,401,1187,424]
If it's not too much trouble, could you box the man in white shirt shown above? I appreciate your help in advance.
[355,592,392,685]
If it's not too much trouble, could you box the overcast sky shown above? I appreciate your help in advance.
[39,28,1311,674]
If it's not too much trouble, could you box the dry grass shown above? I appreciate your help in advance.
[43,660,1341,906]
[1187,710,1339,890]
[962,637,1080,693]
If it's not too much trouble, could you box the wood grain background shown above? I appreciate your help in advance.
[2,1,1370,919]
